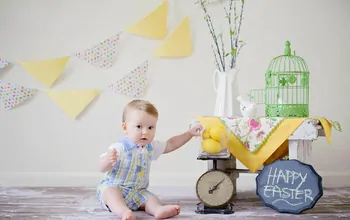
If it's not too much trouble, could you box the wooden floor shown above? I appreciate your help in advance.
[1,187,350,220]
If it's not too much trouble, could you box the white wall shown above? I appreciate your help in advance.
[0,0,349,190]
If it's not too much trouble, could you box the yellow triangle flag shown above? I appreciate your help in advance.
[126,0,168,40]
[46,89,100,120]
[20,56,70,88]
[152,16,192,57]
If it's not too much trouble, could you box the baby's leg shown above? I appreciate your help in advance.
[102,187,136,220]
[144,195,180,219]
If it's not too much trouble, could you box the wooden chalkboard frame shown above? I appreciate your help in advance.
[255,159,323,214]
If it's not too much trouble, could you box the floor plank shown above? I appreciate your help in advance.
[0,187,349,219]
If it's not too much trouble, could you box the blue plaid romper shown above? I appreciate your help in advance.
[96,137,166,211]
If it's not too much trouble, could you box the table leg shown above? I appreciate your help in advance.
[288,140,313,163]
[288,140,299,160]
[299,140,313,163]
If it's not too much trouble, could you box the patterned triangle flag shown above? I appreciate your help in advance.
[0,80,36,109]
[0,57,9,69]
[46,89,101,120]
[108,60,148,98]
[76,33,121,69]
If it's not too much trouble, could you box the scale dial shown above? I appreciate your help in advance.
[196,170,235,207]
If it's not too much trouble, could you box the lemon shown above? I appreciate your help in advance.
[201,139,222,154]
[209,125,227,142]
[202,128,211,139]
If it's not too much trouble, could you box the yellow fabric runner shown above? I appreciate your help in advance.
[196,117,332,173]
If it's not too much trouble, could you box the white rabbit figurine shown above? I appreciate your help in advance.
[236,96,257,117]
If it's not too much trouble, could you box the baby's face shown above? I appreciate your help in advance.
[123,109,158,147]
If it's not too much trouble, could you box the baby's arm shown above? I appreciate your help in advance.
[163,132,192,154]
[98,149,116,173]
[98,143,123,173]
[163,124,203,154]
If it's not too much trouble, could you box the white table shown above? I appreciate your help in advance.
[228,119,326,195]
[287,118,325,163]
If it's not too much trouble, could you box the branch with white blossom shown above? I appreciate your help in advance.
[201,1,225,71]
[199,0,245,72]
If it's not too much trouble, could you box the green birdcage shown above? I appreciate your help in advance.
[250,41,310,117]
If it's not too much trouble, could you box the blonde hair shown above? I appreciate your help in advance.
[122,99,159,122]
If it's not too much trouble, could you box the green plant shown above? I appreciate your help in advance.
[198,0,246,72]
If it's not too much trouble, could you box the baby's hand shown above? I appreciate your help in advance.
[188,124,203,137]
[107,148,118,166]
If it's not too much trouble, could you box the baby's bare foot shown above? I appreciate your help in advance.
[122,210,136,220]
[154,205,180,219]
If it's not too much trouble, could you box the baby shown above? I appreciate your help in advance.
[97,99,202,220]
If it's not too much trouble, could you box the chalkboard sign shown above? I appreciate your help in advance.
[256,159,323,214]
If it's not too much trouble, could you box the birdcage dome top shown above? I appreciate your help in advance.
[266,41,309,75]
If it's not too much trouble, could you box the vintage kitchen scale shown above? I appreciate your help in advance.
[195,154,235,214]
[195,126,236,215]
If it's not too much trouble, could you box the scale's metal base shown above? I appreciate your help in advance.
[195,202,235,215]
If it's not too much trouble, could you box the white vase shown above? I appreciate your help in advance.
[213,68,240,117]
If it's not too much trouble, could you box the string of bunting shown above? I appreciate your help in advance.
[0,60,149,120]
[0,0,193,120]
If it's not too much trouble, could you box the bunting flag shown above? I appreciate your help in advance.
[126,0,168,40]
[152,16,192,57]
[19,56,70,88]
[46,89,100,120]
[108,60,148,98]
[0,57,9,69]
[0,80,36,109]
[75,33,121,69]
